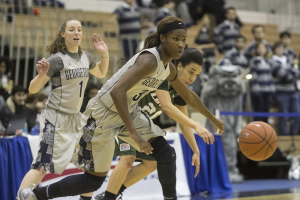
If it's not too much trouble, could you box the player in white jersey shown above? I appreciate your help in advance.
[26,16,224,200]
[17,18,109,200]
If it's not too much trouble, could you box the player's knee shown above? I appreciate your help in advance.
[142,160,157,173]
[119,155,136,169]
[84,172,106,191]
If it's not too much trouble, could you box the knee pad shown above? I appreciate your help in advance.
[155,145,177,184]
[83,172,106,192]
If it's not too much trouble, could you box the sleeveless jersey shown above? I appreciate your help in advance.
[138,79,186,119]
[45,52,90,114]
[98,47,170,113]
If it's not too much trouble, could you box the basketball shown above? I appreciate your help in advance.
[239,121,277,161]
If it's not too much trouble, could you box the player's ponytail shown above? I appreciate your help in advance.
[143,16,185,50]
[46,17,83,56]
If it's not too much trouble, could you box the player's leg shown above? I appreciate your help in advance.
[103,155,136,200]
[18,167,47,189]
[122,158,157,188]
[149,136,177,200]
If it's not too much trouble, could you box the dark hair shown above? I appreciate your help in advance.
[252,25,265,34]
[11,85,25,96]
[46,18,83,56]
[85,83,101,96]
[280,31,291,39]
[225,6,236,14]
[273,41,284,52]
[175,48,203,68]
[236,35,247,42]
[25,91,47,103]
[253,42,269,57]
[143,16,184,49]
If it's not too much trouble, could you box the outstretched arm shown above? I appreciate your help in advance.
[110,52,157,155]
[89,34,109,78]
[167,63,224,134]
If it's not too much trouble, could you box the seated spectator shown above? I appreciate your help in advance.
[6,85,26,115]
[245,25,272,59]
[0,57,13,100]
[270,42,300,135]
[174,0,193,27]
[153,0,176,25]
[114,0,142,58]
[279,31,298,64]
[195,14,216,73]
[213,7,240,56]
[225,35,248,69]
[249,42,275,123]
[80,83,101,112]
[23,91,48,132]
[0,95,12,130]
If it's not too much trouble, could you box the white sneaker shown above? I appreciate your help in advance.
[17,184,37,200]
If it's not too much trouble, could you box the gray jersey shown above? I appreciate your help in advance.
[45,50,96,114]
[98,47,170,113]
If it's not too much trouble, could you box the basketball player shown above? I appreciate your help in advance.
[17,18,109,200]
[22,16,224,200]
[95,48,222,200]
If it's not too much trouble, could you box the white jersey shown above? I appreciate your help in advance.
[45,51,93,114]
[98,47,170,113]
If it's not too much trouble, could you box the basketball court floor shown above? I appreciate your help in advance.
[173,179,300,200]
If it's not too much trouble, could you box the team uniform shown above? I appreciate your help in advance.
[31,50,96,174]
[76,47,170,172]
[114,79,187,161]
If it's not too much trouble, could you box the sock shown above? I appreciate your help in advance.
[104,191,117,199]
[80,195,92,200]
[118,184,127,194]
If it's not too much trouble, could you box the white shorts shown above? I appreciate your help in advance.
[31,107,82,175]
[74,98,165,173]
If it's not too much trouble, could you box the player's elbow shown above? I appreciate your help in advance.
[161,104,173,115]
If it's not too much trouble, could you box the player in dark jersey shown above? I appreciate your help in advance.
[25,16,224,200]
[17,17,109,200]
[95,48,217,200]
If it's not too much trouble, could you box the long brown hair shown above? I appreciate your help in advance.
[143,16,184,49]
[46,17,83,56]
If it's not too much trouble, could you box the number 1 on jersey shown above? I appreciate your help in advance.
[79,81,83,97]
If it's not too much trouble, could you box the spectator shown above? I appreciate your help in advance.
[0,95,12,130]
[279,31,298,64]
[225,35,248,69]
[249,43,275,123]
[213,7,240,56]
[114,0,142,58]
[174,0,193,27]
[23,91,48,132]
[80,83,101,112]
[195,14,216,73]
[0,57,13,100]
[245,25,272,59]
[153,0,176,25]
[6,85,26,115]
[270,42,300,135]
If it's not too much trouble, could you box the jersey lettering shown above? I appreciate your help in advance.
[142,77,164,89]
[150,92,160,105]
[132,90,149,101]
[65,68,89,80]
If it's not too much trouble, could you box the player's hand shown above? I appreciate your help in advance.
[130,132,153,155]
[36,58,50,77]
[194,125,214,145]
[212,118,225,135]
[192,151,200,178]
[92,34,109,56]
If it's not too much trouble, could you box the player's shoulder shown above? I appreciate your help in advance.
[136,50,158,67]
[47,53,62,63]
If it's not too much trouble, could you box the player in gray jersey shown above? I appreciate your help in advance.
[17,18,110,200]
[30,16,224,200]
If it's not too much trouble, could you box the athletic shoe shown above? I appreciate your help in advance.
[17,184,37,200]
[94,192,123,200]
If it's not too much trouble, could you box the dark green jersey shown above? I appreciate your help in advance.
[138,80,186,119]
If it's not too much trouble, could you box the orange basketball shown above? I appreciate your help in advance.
[239,121,277,161]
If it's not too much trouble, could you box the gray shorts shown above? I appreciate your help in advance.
[31,107,82,174]
[74,98,165,172]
